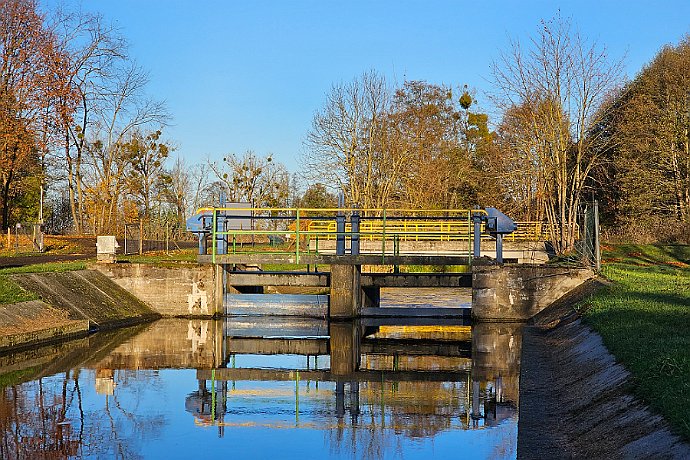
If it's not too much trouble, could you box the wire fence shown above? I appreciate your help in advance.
[1,224,45,253]
[122,220,196,255]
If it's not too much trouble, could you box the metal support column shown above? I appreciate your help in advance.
[350,211,360,255]
[472,212,482,259]
[336,214,346,256]
[496,234,504,264]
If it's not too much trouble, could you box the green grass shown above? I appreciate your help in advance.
[0,261,87,275]
[0,275,38,305]
[0,261,88,305]
[583,244,690,440]
[117,250,198,265]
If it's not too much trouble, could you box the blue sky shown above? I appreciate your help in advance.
[46,1,690,170]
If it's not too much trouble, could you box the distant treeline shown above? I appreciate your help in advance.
[1,3,688,252]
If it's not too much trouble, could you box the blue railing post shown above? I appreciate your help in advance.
[336,213,346,256]
[472,209,482,259]
[350,210,360,255]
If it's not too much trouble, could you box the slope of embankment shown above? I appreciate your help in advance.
[517,279,690,459]
[8,270,159,339]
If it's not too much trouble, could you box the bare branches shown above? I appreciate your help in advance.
[491,14,623,253]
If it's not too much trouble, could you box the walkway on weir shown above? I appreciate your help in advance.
[187,206,552,318]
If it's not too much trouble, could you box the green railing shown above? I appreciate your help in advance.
[201,207,486,264]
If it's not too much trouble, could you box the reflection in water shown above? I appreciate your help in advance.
[1,294,522,459]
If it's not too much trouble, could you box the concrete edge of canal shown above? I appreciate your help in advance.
[1,270,161,354]
[0,300,90,354]
[517,277,690,459]
[3,263,689,458]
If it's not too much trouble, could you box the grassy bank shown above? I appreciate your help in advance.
[0,261,87,305]
[582,244,690,440]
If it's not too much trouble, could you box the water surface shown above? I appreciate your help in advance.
[1,289,521,459]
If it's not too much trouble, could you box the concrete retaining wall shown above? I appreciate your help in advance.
[0,300,89,352]
[11,270,159,330]
[517,286,690,458]
[472,263,594,321]
[92,263,221,317]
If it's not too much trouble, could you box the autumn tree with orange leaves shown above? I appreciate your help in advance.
[0,0,74,229]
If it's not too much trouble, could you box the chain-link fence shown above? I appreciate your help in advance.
[574,201,601,271]
[122,220,196,255]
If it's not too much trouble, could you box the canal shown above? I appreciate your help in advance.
[0,288,522,459]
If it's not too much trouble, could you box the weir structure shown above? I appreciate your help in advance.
[185,206,593,320]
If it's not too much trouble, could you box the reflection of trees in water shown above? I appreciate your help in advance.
[1,371,82,458]
[326,380,467,460]
[0,369,165,459]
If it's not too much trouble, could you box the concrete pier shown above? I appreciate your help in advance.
[471,263,594,321]
[329,265,362,318]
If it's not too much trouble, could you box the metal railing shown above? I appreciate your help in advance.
[200,207,487,264]
[306,220,553,242]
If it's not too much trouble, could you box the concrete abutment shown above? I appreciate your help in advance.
[471,263,595,321]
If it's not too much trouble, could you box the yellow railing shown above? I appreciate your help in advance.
[306,220,553,242]
[198,207,482,263]
[192,207,565,263]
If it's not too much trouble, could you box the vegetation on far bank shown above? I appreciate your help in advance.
[583,244,690,440]
[0,276,37,305]
[0,261,88,305]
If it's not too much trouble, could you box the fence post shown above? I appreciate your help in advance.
[139,219,143,255]
[594,200,601,272]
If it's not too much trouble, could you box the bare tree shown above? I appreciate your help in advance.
[48,8,126,233]
[302,71,398,209]
[491,15,623,253]
[82,62,168,233]
[209,151,289,207]
[160,156,191,231]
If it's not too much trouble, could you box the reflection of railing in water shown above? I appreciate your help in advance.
[184,319,521,438]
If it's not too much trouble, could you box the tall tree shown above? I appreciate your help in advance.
[160,157,192,232]
[302,71,398,209]
[0,0,65,228]
[598,36,690,235]
[491,15,623,253]
[124,129,170,219]
[388,81,488,209]
[82,62,168,233]
[49,9,126,233]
